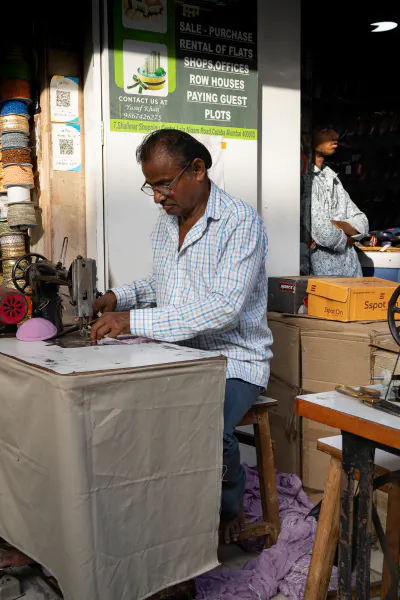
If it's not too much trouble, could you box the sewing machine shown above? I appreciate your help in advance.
[0,250,99,340]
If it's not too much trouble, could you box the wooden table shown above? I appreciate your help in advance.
[295,390,400,600]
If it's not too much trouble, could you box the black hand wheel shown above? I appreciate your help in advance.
[388,286,400,347]
[11,253,47,295]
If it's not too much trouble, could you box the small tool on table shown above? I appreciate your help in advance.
[335,385,400,418]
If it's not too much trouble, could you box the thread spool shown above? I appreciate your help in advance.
[0,231,26,287]
[0,233,25,252]
[2,148,30,165]
[0,100,29,117]
[3,164,33,188]
[0,195,7,219]
[0,79,31,103]
[0,220,12,236]
[1,132,29,150]
[0,231,26,253]
[7,185,30,203]
[0,115,29,135]
[0,58,31,82]
[7,202,37,228]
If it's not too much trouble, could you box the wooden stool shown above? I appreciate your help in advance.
[305,435,400,600]
[234,396,280,547]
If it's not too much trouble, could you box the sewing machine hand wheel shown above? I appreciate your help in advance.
[11,253,47,295]
[388,286,400,347]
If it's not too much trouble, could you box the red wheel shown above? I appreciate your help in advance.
[0,288,28,325]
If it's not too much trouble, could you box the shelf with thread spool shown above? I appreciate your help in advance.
[3,164,34,188]
[0,231,27,289]
[0,100,30,118]
[0,79,31,104]
[7,201,37,229]
[1,132,30,150]
[1,148,30,165]
[0,115,29,135]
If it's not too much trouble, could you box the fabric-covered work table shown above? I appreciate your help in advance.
[0,338,227,600]
[295,389,400,600]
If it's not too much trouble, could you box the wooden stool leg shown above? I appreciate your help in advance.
[305,456,341,600]
[254,409,280,545]
[381,481,400,599]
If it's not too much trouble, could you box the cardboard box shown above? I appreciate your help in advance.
[268,312,390,392]
[302,419,340,491]
[267,311,397,489]
[268,317,301,387]
[265,376,301,476]
[268,277,310,314]
[307,277,399,322]
[265,374,339,489]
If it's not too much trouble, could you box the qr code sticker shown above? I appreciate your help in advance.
[59,139,74,155]
[56,90,71,108]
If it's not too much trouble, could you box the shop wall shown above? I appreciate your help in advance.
[96,0,301,288]
[31,9,87,267]
[258,0,301,277]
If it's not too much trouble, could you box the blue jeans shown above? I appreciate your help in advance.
[221,378,263,521]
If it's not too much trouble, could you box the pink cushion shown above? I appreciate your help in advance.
[16,318,57,342]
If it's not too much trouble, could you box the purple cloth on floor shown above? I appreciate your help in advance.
[196,466,339,600]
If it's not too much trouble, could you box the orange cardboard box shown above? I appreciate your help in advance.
[307,277,399,322]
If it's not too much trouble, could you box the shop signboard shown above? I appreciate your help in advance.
[107,0,258,140]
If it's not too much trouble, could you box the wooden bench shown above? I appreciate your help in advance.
[235,396,280,547]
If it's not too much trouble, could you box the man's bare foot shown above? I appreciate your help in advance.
[220,505,246,544]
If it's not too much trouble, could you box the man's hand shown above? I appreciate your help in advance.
[93,291,117,316]
[330,220,358,237]
[90,312,131,343]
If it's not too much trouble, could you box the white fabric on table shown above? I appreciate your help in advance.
[0,351,226,600]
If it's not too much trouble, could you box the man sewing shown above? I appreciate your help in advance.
[90,129,272,545]
[301,122,369,276]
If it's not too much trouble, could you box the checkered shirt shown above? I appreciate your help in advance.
[112,181,273,387]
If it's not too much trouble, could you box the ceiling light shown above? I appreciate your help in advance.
[371,21,398,32]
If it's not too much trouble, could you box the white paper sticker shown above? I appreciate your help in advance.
[50,76,79,123]
[52,124,81,171]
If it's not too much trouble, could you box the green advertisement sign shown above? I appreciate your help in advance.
[108,0,258,139]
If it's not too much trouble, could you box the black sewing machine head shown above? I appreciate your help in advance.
[11,253,67,332]
[11,253,98,334]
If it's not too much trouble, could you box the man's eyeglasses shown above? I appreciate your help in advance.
[141,163,191,197]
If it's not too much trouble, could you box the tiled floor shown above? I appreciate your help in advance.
[217,520,385,600]
[1,544,386,600]
[2,492,387,600]
[1,567,60,599]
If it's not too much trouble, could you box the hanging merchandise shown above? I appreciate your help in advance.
[0,221,12,236]
[6,185,30,203]
[0,195,7,219]
[2,148,30,165]
[3,164,34,188]
[0,79,31,103]
[0,32,37,304]
[7,202,37,229]
[0,100,29,117]
[0,231,26,289]
[0,164,5,194]
[0,115,29,135]
[0,57,31,82]
[1,132,29,149]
